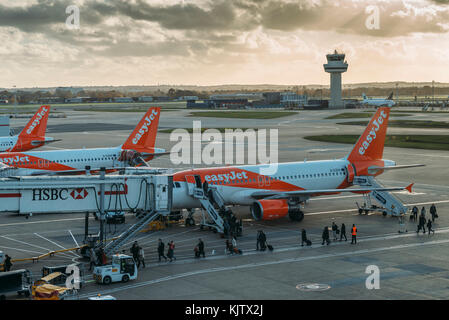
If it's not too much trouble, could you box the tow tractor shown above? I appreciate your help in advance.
[93,254,137,285]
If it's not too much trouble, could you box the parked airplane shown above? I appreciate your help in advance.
[171,107,421,222]
[360,93,395,107]
[0,107,166,175]
[0,105,58,152]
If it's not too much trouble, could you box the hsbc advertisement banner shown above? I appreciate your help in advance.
[20,187,98,213]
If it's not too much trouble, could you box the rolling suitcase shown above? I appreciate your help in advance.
[306,240,312,246]
[267,244,273,251]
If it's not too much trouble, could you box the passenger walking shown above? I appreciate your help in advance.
[351,224,357,244]
[157,239,167,262]
[340,223,347,241]
[260,231,267,251]
[430,204,438,222]
[256,231,262,250]
[421,206,426,218]
[137,246,145,268]
[322,226,330,245]
[225,239,233,254]
[4,254,12,272]
[301,229,307,246]
[417,215,427,234]
[331,222,338,241]
[167,241,176,262]
[198,238,205,258]
[411,206,418,222]
[427,220,435,235]
[232,236,242,254]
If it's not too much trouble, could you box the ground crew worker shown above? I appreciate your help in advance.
[340,223,347,241]
[198,238,205,258]
[351,224,357,244]
[427,219,435,235]
[130,241,139,262]
[430,204,437,222]
[4,254,12,272]
[158,239,167,262]
[322,226,330,245]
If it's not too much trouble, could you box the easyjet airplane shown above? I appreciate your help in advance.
[171,107,420,222]
[0,107,166,176]
[0,105,57,152]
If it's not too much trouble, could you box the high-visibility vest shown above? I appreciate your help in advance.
[352,227,357,236]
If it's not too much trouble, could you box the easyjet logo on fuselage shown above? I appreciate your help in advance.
[358,110,387,156]
[204,170,248,183]
[26,107,48,134]
[132,109,158,145]
[0,155,30,165]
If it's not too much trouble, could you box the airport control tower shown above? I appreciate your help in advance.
[323,50,348,109]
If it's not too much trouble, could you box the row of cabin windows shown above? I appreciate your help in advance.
[174,170,346,187]
[7,155,118,165]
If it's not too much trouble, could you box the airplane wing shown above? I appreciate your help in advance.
[367,164,425,175]
[250,184,413,200]
[31,139,62,146]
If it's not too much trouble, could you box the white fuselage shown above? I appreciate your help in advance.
[0,136,17,152]
[361,99,395,107]
[0,146,166,175]
[172,159,351,209]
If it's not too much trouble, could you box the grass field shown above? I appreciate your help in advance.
[304,134,449,151]
[337,120,449,129]
[326,112,411,119]
[189,111,298,119]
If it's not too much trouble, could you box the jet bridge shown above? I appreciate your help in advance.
[0,168,173,215]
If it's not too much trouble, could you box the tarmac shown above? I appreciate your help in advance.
[1,106,449,300]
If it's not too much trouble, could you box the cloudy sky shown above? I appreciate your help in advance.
[1,0,448,88]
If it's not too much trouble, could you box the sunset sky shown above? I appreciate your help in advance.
[1,0,449,88]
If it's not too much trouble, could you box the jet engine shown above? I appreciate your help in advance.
[118,150,149,167]
[250,199,304,222]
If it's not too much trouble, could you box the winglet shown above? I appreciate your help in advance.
[405,183,414,193]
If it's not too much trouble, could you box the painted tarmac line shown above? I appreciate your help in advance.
[0,245,47,255]
[34,233,80,258]
[68,230,80,248]
[0,217,86,228]
[1,235,52,252]
[78,238,449,299]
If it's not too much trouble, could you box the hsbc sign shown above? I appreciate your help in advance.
[32,188,89,201]
[70,188,88,200]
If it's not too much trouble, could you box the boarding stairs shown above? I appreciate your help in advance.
[103,209,159,256]
[185,175,225,233]
[353,176,408,217]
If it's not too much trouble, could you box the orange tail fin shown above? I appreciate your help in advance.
[347,107,390,162]
[17,105,50,141]
[121,107,161,152]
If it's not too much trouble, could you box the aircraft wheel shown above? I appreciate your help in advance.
[289,210,304,222]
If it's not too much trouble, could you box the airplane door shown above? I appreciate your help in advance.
[185,175,196,196]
